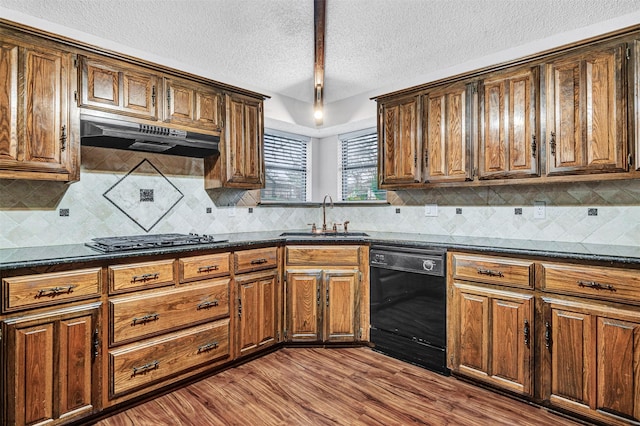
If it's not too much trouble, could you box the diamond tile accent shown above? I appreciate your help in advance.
[103,159,184,232]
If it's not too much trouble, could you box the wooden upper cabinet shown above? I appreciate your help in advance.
[545,43,627,176]
[423,82,472,183]
[163,77,222,131]
[479,67,539,179]
[632,39,640,171]
[79,55,159,120]
[377,95,420,186]
[0,40,79,181]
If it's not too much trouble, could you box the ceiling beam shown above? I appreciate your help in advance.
[314,0,326,125]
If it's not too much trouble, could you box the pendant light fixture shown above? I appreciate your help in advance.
[314,0,326,125]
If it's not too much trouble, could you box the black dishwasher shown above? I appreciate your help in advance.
[370,245,449,375]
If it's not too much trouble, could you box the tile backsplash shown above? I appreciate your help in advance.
[0,146,639,248]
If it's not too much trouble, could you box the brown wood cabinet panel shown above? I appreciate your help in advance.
[179,252,231,283]
[324,270,359,342]
[378,95,420,186]
[286,270,322,342]
[3,267,102,312]
[423,83,472,182]
[234,247,278,274]
[539,261,640,305]
[0,42,18,164]
[546,43,627,175]
[451,253,533,289]
[110,278,229,345]
[223,93,263,187]
[479,67,539,179]
[109,319,230,398]
[108,259,175,294]
[633,39,640,171]
[164,77,221,131]
[236,270,279,357]
[286,245,360,266]
[79,55,159,120]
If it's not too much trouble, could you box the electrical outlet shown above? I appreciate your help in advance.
[424,204,438,217]
[228,206,236,217]
[534,201,546,219]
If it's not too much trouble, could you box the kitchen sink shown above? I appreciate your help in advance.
[280,232,369,237]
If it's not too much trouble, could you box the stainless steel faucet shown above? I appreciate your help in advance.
[322,194,333,232]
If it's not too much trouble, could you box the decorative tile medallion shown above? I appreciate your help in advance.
[103,159,184,232]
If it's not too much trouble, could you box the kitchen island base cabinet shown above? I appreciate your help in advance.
[541,297,640,426]
[2,303,101,426]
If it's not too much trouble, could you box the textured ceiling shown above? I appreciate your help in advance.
[1,0,640,105]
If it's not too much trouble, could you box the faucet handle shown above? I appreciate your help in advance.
[343,221,350,232]
[307,223,317,233]
[332,222,339,232]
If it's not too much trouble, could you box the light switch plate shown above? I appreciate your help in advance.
[424,204,438,217]
[534,201,546,219]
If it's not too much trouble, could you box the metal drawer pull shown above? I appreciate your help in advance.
[132,361,159,376]
[197,265,219,273]
[131,273,160,283]
[477,268,504,278]
[577,280,617,292]
[35,285,75,297]
[198,341,219,353]
[132,313,159,325]
[250,258,268,265]
[523,319,530,347]
[197,300,219,310]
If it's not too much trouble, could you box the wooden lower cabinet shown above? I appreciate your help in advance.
[2,303,101,425]
[541,297,640,425]
[449,282,533,396]
[236,270,280,358]
[285,269,360,343]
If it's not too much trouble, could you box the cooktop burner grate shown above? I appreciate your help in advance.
[85,233,228,253]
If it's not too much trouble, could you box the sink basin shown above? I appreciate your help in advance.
[280,232,369,238]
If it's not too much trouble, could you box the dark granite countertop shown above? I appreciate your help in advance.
[1,230,640,271]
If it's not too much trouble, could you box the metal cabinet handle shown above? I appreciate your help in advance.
[60,125,67,151]
[132,360,159,376]
[545,321,551,350]
[577,280,617,292]
[131,313,159,325]
[250,258,268,265]
[198,341,219,353]
[238,297,242,319]
[197,265,219,273]
[326,286,329,307]
[197,300,219,310]
[550,132,556,155]
[92,328,99,361]
[316,284,321,306]
[151,85,156,107]
[131,273,159,283]
[35,285,75,298]
[531,135,537,158]
[523,319,530,347]
[167,88,171,112]
[477,268,504,278]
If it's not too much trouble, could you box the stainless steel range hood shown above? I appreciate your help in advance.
[80,114,220,158]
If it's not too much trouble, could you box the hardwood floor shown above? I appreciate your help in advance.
[95,347,582,426]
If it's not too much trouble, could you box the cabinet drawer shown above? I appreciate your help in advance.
[109,318,230,397]
[2,267,102,312]
[108,259,174,293]
[110,278,229,345]
[234,247,277,273]
[539,262,640,304]
[286,246,360,266]
[451,253,533,289]
[179,252,230,283]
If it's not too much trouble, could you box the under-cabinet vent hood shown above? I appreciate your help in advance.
[80,115,220,158]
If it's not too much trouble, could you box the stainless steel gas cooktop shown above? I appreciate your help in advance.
[85,233,228,253]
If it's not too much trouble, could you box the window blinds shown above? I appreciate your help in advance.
[261,133,308,202]
[340,131,386,201]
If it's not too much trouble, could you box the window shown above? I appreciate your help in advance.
[340,129,386,201]
[261,130,310,202]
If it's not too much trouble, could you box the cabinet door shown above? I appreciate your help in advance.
[324,270,359,342]
[223,93,264,188]
[237,270,279,358]
[0,42,19,165]
[479,67,539,179]
[286,270,322,342]
[378,95,420,186]
[3,303,100,425]
[451,283,533,396]
[423,83,472,182]
[164,78,221,131]
[546,44,627,175]
[80,56,159,120]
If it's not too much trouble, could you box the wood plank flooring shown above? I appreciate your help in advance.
[95,347,583,426]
